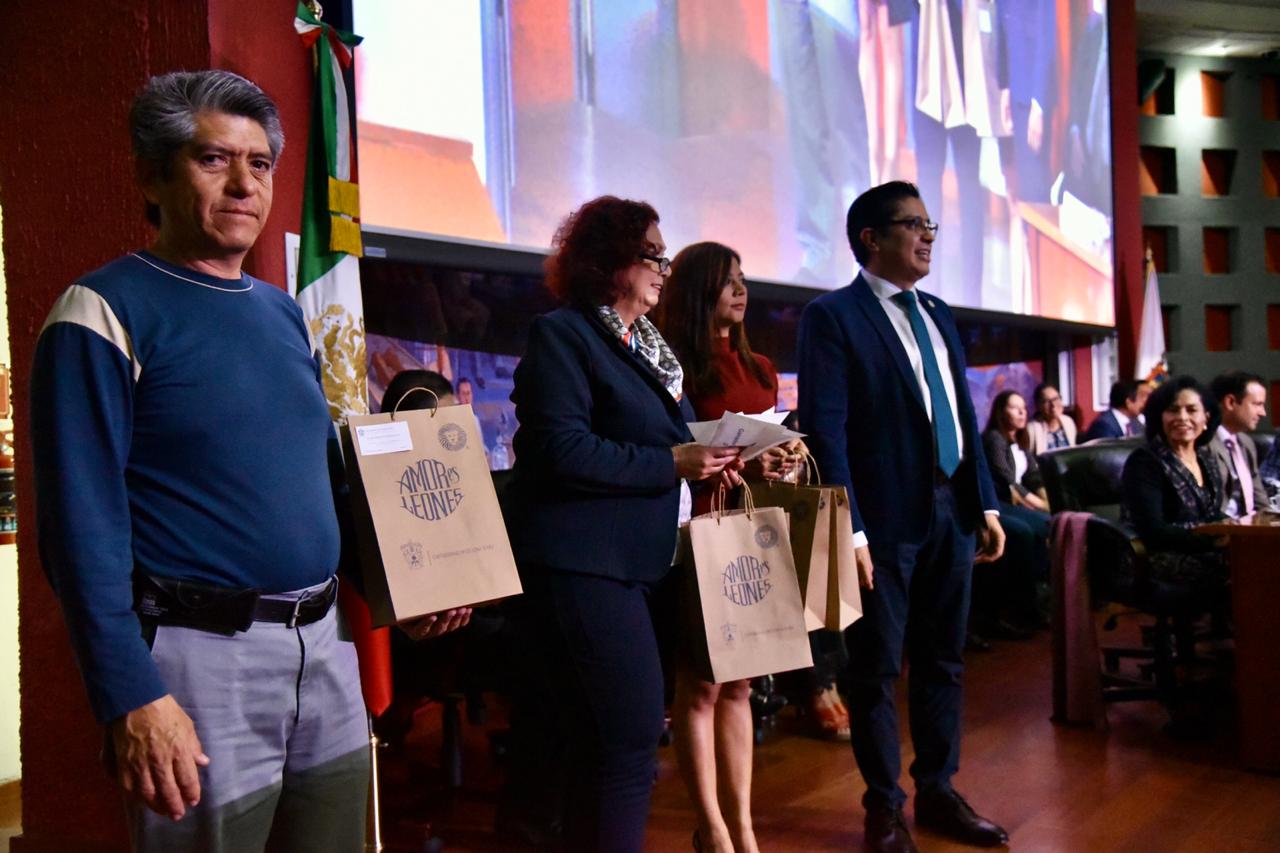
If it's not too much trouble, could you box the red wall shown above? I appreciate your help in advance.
[1109,0,1144,384]
[0,1,309,849]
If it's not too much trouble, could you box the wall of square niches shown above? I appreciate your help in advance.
[1139,52,1280,427]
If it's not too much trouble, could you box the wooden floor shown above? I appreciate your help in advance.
[375,628,1280,852]
[4,629,1278,851]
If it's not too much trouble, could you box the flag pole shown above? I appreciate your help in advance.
[294,2,381,850]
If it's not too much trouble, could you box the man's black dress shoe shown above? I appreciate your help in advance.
[914,788,1009,847]
[965,630,992,653]
[864,805,919,853]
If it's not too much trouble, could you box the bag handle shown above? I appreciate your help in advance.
[801,452,822,486]
[390,386,440,419]
[710,481,755,523]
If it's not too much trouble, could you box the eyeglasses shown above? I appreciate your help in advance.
[639,253,671,273]
[885,217,940,236]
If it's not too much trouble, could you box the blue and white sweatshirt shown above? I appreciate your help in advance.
[32,251,343,723]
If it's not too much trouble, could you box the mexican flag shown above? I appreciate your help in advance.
[295,3,392,722]
[1135,248,1169,385]
[295,2,367,422]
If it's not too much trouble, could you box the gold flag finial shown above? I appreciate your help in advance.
[307,1,324,20]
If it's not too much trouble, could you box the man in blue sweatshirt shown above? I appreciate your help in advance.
[32,70,371,852]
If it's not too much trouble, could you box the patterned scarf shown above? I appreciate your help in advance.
[596,306,684,401]
[1149,437,1224,526]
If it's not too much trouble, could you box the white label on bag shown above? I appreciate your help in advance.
[978,8,992,33]
[355,421,413,455]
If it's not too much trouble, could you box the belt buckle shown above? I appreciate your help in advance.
[286,595,307,629]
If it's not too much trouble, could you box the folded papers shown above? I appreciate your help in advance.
[687,408,804,461]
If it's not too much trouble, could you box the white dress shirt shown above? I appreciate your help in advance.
[1011,444,1029,485]
[844,272,995,550]
[1112,408,1133,435]
[862,269,967,464]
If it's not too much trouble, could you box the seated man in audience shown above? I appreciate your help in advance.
[381,368,458,411]
[1208,371,1269,518]
[1082,379,1149,441]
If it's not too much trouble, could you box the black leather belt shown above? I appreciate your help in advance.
[135,574,338,634]
[253,578,338,628]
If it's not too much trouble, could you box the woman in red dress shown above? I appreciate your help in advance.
[657,242,839,853]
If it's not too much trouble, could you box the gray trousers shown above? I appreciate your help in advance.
[127,583,370,852]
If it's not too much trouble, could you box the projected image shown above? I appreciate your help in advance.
[355,0,1114,325]
[966,360,1044,431]
[367,334,520,470]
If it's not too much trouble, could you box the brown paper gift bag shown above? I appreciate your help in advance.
[340,400,522,627]
[683,489,813,684]
[748,480,831,632]
[750,460,863,632]
[825,487,863,631]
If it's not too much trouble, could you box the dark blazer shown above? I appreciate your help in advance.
[505,306,693,583]
[981,429,1043,501]
[1208,432,1269,516]
[1121,443,1223,554]
[797,274,998,554]
[1082,409,1129,442]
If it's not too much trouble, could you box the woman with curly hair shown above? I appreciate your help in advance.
[504,197,742,853]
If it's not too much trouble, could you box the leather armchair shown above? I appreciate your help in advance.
[1037,438,1208,718]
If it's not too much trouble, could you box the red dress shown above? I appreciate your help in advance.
[688,337,778,515]
[689,337,778,421]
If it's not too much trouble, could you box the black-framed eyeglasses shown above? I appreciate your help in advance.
[639,253,671,273]
[885,217,940,236]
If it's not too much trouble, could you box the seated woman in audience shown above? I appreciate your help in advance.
[655,241,811,853]
[1028,382,1077,454]
[978,390,1051,632]
[503,196,741,853]
[1121,375,1227,586]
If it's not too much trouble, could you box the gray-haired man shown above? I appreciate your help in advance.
[31,70,370,851]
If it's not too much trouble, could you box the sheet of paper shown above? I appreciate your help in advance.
[354,420,413,456]
[687,410,803,461]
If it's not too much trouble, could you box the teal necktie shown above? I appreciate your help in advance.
[891,290,961,477]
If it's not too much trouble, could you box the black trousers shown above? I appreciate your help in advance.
[846,481,975,809]
[520,568,667,853]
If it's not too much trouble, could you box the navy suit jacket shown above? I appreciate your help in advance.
[505,306,694,583]
[1082,409,1126,442]
[797,275,998,558]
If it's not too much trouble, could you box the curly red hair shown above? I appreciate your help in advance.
[544,196,659,307]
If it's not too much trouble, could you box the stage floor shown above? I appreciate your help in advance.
[375,626,1280,852]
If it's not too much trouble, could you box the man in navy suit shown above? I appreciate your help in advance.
[798,182,1008,852]
[1082,380,1149,441]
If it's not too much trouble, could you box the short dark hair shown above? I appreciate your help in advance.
[1109,379,1142,411]
[380,370,454,413]
[846,181,921,266]
[1142,375,1220,446]
[544,196,659,307]
[1209,370,1264,405]
[1032,383,1058,407]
